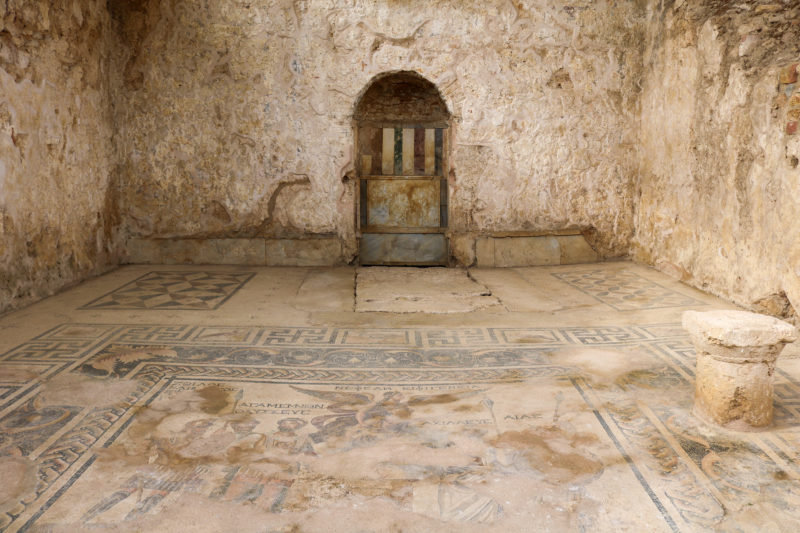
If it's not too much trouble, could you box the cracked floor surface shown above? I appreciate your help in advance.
[1,262,799,532]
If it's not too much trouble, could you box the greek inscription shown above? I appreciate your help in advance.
[421,419,492,426]
[503,413,542,421]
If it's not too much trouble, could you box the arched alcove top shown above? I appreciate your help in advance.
[354,71,451,124]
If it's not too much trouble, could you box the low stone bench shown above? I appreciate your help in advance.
[682,310,798,431]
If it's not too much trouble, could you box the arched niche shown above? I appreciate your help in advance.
[354,72,451,266]
[354,71,451,124]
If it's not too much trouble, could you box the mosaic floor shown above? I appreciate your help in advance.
[81,272,256,310]
[551,269,705,311]
[0,263,798,532]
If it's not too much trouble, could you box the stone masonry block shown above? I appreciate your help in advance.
[475,238,495,267]
[557,235,599,264]
[494,236,560,267]
[780,63,799,85]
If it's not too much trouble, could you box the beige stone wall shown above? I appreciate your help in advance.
[0,1,121,313]
[29,2,800,318]
[634,1,800,321]
[111,0,645,263]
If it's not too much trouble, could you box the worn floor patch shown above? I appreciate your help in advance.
[355,267,501,313]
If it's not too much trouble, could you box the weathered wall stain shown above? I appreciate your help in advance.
[0,0,123,313]
[634,1,800,321]
[110,0,646,263]
[4,0,799,320]
[0,1,646,312]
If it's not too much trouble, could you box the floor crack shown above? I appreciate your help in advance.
[467,268,508,311]
[352,267,359,312]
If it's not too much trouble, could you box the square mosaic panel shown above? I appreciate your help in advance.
[552,269,705,311]
[80,271,255,310]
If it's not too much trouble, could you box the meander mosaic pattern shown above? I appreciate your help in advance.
[1,323,799,531]
[551,269,706,311]
[80,271,256,310]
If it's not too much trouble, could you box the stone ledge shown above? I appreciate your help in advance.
[125,238,344,266]
[475,234,598,267]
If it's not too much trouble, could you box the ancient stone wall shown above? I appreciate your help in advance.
[635,0,800,321]
[112,0,645,264]
[0,1,121,313]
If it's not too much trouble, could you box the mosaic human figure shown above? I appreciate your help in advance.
[266,417,316,455]
[208,418,313,511]
[81,464,209,522]
[209,464,293,511]
[82,415,268,522]
[291,386,480,445]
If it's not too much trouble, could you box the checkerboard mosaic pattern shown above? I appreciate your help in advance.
[80,271,255,310]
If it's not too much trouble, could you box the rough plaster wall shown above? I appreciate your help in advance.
[112,0,645,261]
[0,1,120,314]
[635,0,800,320]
